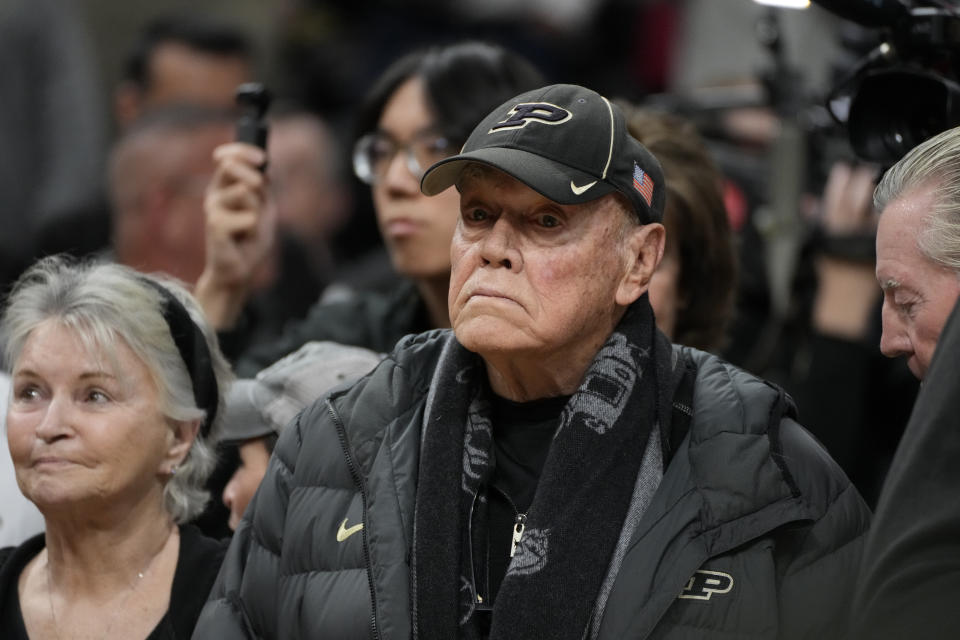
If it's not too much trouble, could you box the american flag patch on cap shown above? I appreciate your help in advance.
[633,162,655,207]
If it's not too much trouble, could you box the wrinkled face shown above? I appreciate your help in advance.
[449,168,638,363]
[6,322,174,515]
[371,76,461,281]
[876,187,960,379]
[222,437,271,531]
[269,117,349,245]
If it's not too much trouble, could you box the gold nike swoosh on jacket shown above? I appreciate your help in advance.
[336,518,364,542]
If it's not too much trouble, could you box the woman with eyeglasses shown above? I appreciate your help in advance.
[195,41,544,375]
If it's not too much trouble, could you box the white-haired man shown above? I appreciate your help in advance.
[874,127,960,379]
[852,125,960,639]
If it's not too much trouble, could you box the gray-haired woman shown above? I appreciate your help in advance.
[0,256,232,639]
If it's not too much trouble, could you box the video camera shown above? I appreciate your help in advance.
[816,0,960,164]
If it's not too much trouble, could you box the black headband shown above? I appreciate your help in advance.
[141,278,219,437]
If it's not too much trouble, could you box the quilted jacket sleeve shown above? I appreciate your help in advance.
[773,418,872,640]
[192,406,304,639]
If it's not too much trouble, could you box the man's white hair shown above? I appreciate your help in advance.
[875,126,960,272]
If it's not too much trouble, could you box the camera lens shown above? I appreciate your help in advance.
[848,69,960,164]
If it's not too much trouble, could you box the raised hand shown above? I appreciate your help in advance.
[195,142,276,329]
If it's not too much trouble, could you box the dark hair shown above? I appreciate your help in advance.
[354,41,545,146]
[621,105,738,352]
[122,14,252,89]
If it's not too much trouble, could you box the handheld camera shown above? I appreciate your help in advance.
[235,82,272,151]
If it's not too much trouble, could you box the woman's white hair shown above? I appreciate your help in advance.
[875,125,960,272]
[1,256,233,523]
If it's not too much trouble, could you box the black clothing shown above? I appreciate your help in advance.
[487,393,568,604]
[0,525,226,639]
[850,298,960,639]
[414,303,662,640]
[489,392,568,512]
[721,208,917,509]
[196,327,870,639]
[786,311,918,507]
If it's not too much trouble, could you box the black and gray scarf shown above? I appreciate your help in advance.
[414,298,665,640]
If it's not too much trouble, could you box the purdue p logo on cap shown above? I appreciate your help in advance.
[489,102,572,132]
[420,83,666,225]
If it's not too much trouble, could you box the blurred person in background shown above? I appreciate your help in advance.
[110,107,236,285]
[0,257,231,639]
[196,41,545,376]
[34,13,256,283]
[0,0,105,289]
[267,106,354,284]
[621,105,737,352]
[219,341,383,531]
[113,14,253,131]
[108,105,325,355]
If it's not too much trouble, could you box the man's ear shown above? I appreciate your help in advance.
[616,222,666,306]
[161,419,202,474]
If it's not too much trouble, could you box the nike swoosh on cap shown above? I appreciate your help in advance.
[570,180,597,195]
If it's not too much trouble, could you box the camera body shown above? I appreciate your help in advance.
[818,0,960,164]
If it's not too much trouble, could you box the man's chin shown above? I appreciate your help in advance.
[454,316,530,356]
[907,356,926,381]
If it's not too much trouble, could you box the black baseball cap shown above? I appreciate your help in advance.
[421,83,665,224]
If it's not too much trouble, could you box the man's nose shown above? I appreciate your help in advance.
[222,475,237,508]
[479,218,522,271]
[879,302,910,359]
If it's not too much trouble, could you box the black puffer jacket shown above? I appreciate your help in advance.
[195,330,870,639]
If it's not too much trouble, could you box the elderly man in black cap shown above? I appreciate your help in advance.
[195,84,869,640]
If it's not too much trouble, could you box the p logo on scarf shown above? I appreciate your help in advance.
[562,333,639,435]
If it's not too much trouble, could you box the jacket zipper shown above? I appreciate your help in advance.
[330,401,381,640]
[491,485,527,558]
[509,512,527,558]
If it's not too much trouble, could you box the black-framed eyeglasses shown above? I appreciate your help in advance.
[352,130,453,185]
